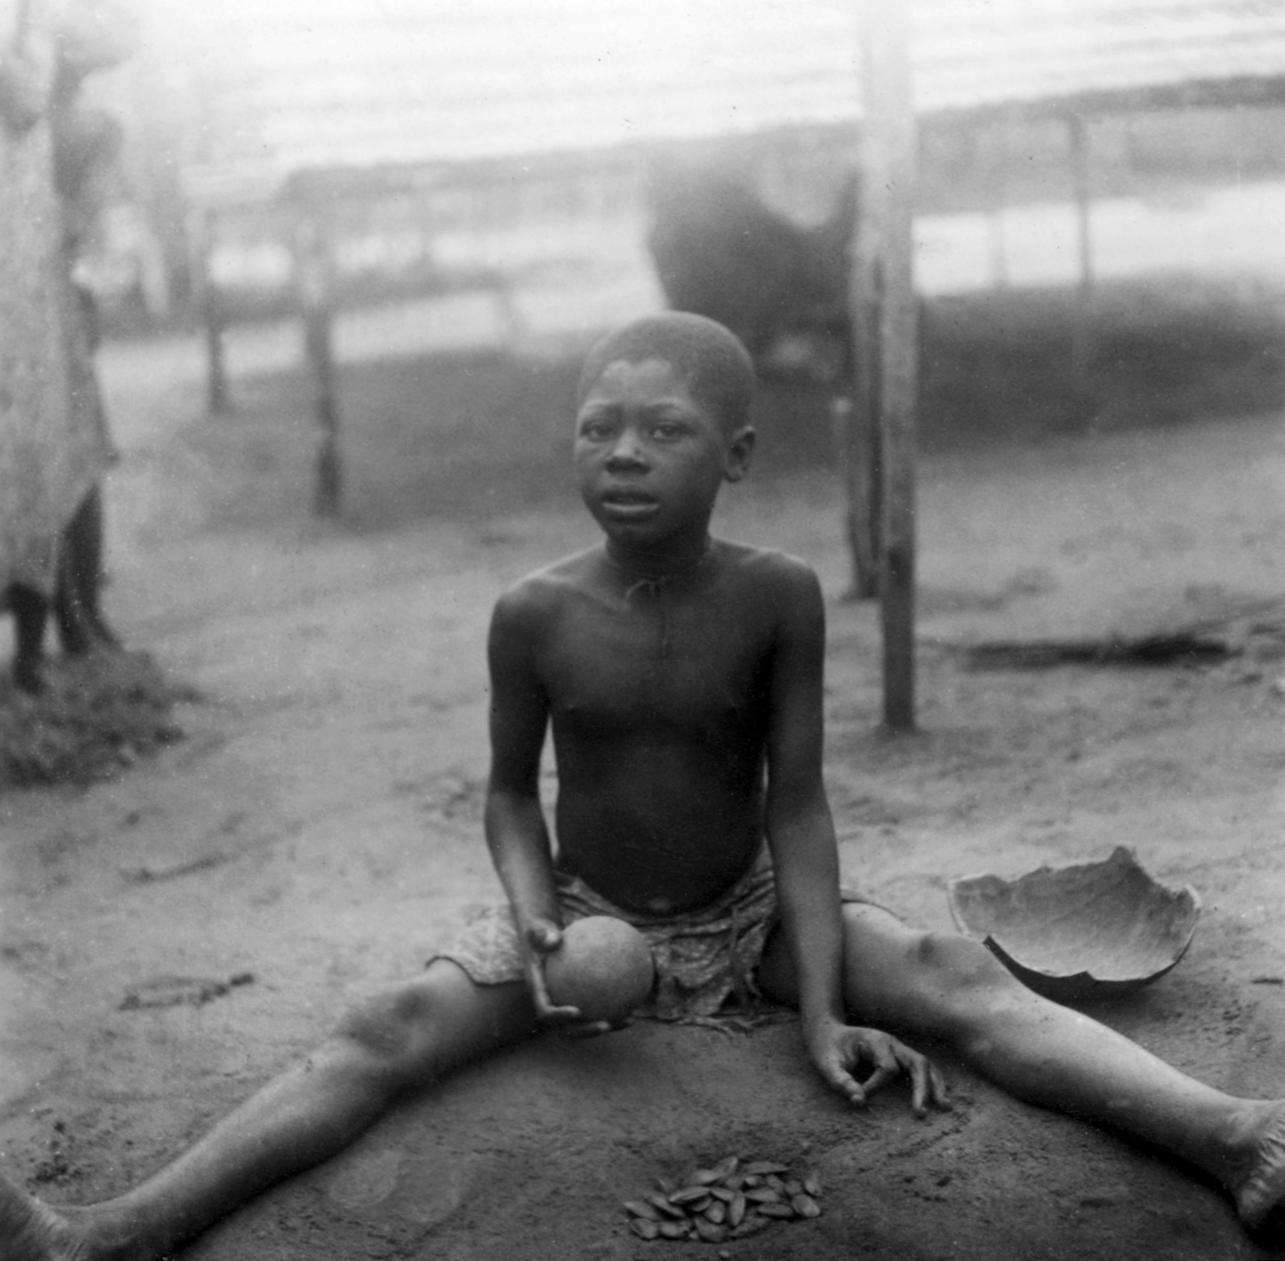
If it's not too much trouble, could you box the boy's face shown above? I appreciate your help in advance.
[574,357,754,549]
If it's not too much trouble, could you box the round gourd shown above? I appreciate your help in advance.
[544,916,655,1024]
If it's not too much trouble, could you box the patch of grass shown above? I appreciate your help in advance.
[920,278,1285,443]
[0,650,200,790]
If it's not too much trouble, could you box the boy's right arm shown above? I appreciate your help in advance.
[483,586,608,1033]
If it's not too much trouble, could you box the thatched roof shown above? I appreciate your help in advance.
[917,0,1285,117]
[164,0,1285,199]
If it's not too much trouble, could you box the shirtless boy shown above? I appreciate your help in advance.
[4,312,1285,1259]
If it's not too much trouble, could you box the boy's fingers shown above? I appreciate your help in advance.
[525,922,561,953]
[831,1069,868,1106]
[824,1052,875,1105]
[856,1061,898,1100]
[907,1063,930,1117]
[901,1053,950,1116]
[830,1038,948,1117]
[538,1000,584,1024]
[557,1019,615,1039]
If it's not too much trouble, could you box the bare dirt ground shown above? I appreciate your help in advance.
[2,276,1285,1260]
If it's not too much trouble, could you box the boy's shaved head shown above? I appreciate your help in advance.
[577,312,755,433]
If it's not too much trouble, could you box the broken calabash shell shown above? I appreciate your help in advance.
[947,846,1201,1003]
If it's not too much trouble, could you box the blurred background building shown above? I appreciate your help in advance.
[81,0,1285,341]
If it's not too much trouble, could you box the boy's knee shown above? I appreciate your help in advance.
[913,929,1013,993]
[334,983,437,1066]
[841,905,1007,992]
[906,932,1032,1044]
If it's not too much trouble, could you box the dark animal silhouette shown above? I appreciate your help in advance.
[646,161,857,374]
[7,484,118,693]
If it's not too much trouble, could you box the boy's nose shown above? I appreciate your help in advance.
[605,432,647,469]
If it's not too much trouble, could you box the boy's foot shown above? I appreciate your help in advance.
[0,1174,90,1261]
[1234,1101,1285,1230]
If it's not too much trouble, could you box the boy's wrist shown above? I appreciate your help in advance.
[801,1008,846,1045]
[509,902,562,945]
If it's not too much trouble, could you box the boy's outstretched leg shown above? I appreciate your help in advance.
[0,962,535,1261]
[759,905,1285,1231]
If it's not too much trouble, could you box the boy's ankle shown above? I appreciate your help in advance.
[1205,1101,1280,1188]
[65,1204,147,1261]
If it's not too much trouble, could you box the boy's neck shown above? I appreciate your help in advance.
[603,534,714,583]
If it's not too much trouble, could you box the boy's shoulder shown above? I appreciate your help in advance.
[723,544,827,633]
[489,546,601,624]
[716,539,817,583]
[493,540,818,617]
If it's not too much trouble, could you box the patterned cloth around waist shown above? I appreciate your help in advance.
[431,852,783,1024]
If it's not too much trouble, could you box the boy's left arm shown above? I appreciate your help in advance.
[764,561,945,1115]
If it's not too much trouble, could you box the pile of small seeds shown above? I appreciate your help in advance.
[623,1155,822,1244]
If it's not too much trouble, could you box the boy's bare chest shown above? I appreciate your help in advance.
[541,593,771,731]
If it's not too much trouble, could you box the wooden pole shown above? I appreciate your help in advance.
[1068,111,1095,424]
[295,209,342,517]
[860,0,919,732]
[838,135,884,601]
[193,209,229,415]
[831,392,881,599]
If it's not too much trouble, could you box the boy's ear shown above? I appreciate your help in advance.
[722,425,756,482]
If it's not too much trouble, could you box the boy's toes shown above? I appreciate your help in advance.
[1236,1103,1285,1231]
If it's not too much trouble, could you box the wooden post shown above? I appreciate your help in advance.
[839,25,887,603]
[831,391,880,599]
[295,209,342,517]
[193,209,229,414]
[1068,111,1095,423]
[839,150,885,603]
[859,0,919,732]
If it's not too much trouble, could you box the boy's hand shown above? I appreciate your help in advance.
[520,919,620,1038]
[808,1021,949,1117]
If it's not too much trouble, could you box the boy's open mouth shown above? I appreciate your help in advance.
[600,488,659,517]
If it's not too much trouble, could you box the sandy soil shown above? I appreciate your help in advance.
[1,287,1284,1261]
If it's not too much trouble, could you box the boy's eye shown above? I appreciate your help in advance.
[650,420,685,440]
[578,418,615,440]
